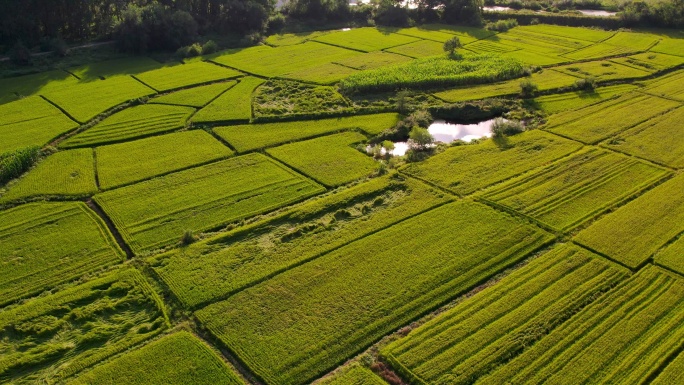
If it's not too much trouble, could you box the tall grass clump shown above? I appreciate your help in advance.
[0,146,40,185]
[491,118,525,137]
[486,19,518,32]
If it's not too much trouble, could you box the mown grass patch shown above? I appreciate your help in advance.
[96,130,233,190]
[480,149,669,231]
[383,243,628,385]
[478,266,684,384]
[94,153,324,254]
[641,69,684,101]
[192,77,264,123]
[334,51,412,70]
[385,40,447,58]
[0,268,168,384]
[315,364,385,385]
[0,70,79,104]
[214,113,400,152]
[134,61,241,92]
[150,81,236,108]
[69,57,163,81]
[545,92,680,144]
[149,176,452,308]
[266,132,375,187]
[253,79,352,118]
[68,332,245,385]
[402,130,582,196]
[196,201,553,385]
[60,104,195,148]
[553,60,652,81]
[575,173,684,269]
[0,149,96,203]
[313,27,420,52]
[0,202,123,305]
[0,96,79,154]
[529,84,639,113]
[42,76,156,123]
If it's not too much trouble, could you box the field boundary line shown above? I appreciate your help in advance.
[206,59,269,80]
[92,148,101,190]
[639,341,684,385]
[476,196,559,234]
[39,94,81,124]
[571,240,644,271]
[311,39,369,53]
[130,74,160,92]
[149,78,240,108]
[85,198,134,259]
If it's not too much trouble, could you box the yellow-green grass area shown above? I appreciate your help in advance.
[150,81,236,108]
[385,40,447,58]
[0,268,168,384]
[605,106,684,168]
[266,132,375,187]
[148,176,452,309]
[67,332,245,385]
[0,96,79,154]
[382,243,629,385]
[515,24,615,43]
[575,173,684,269]
[265,30,334,46]
[394,24,495,43]
[209,42,361,77]
[477,265,684,385]
[461,38,519,55]
[545,92,680,144]
[192,77,264,123]
[553,60,653,81]
[479,149,669,232]
[213,113,401,153]
[499,49,569,66]
[134,61,242,92]
[281,63,358,85]
[94,153,324,254]
[640,69,684,101]
[60,104,195,149]
[333,51,412,70]
[314,363,385,385]
[652,351,684,385]
[650,37,684,57]
[502,27,595,50]
[196,201,554,385]
[401,130,583,196]
[655,234,684,275]
[0,202,123,306]
[528,83,639,114]
[0,149,97,203]
[96,130,233,190]
[563,31,659,60]
[41,76,156,123]
[313,27,420,52]
[491,33,574,56]
[610,52,684,72]
[69,57,163,81]
[434,69,579,102]
[0,70,79,104]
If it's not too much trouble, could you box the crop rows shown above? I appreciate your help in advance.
[553,60,652,81]
[610,52,684,72]
[316,364,385,385]
[641,69,684,101]
[192,77,265,123]
[313,27,420,52]
[530,84,638,114]
[563,31,658,61]
[655,234,684,275]
[134,61,241,92]
[150,81,236,108]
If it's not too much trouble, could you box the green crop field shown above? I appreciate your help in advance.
[96,130,233,189]
[0,148,97,203]
[651,37,684,56]
[0,202,123,305]
[42,76,156,123]
[192,77,264,123]
[655,235,684,275]
[477,266,684,384]
[610,52,684,71]
[94,153,323,253]
[641,69,684,101]
[149,176,452,308]
[282,62,358,85]
[0,96,79,153]
[315,364,385,385]
[0,70,80,104]
[150,81,236,108]
[385,39,447,58]
[652,351,684,385]
[196,201,553,385]
[69,57,163,81]
[134,61,241,92]
[530,84,639,113]
[383,243,629,385]
[265,30,333,46]
[545,92,681,144]
[575,173,684,269]
[0,267,168,384]
[553,60,653,81]
[480,149,669,231]
[60,104,195,148]
[334,51,412,70]
[393,24,495,44]
[68,332,245,385]
[516,25,614,43]
[313,27,420,52]
[563,31,659,61]
[214,113,400,152]
[402,130,582,196]
[266,132,376,187]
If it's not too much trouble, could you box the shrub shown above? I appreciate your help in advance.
[9,41,31,65]
[267,13,286,34]
[409,126,434,150]
[574,76,597,91]
[491,118,525,137]
[202,40,218,55]
[180,230,197,246]
[486,18,519,32]
[0,146,41,185]
[520,78,538,97]
[443,37,462,56]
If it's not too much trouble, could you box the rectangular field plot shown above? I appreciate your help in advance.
[313,27,420,52]
[480,149,669,231]
[42,76,156,123]
[333,51,412,70]
[0,202,123,305]
[214,113,400,152]
[69,57,163,81]
[655,235,684,275]
[210,42,361,77]
[0,149,97,203]
[563,31,658,60]
[641,70,684,101]
[383,243,628,385]
[515,24,614,43]
[134,61,241,92]
[266,132,375,187]
[610,52,684,72]
[545,92,680,144]
[282,63,358,85]
[651,37,684,57]
[385,40,446,58]
[264,30,334,46]
[605,106,684,168]
[393,24,494,44]
[96,130,233,189]
[150,81,235,108]
[500,50,568,66]
[530,84,639,114]
[652,349,684,385]
[575,173,684,269]
[477,266,684,385]
[95,153,324,253]
[315,364,385,385]
[402,130,582,196]
[553,60,652,81]
[0,96,78,153]
[493,33,574,56]
[68,332,245,385]
[196,201,553,385]
[503,28,595,50]
[0,70,79,104]
[192,77,265,123]
[149,176,452,308]
[60,104,195,148]
[0,268,168,384]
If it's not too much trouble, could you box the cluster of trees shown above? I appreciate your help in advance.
[620,0,684,28]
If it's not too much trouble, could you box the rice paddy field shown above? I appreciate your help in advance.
[1,21,684,385]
